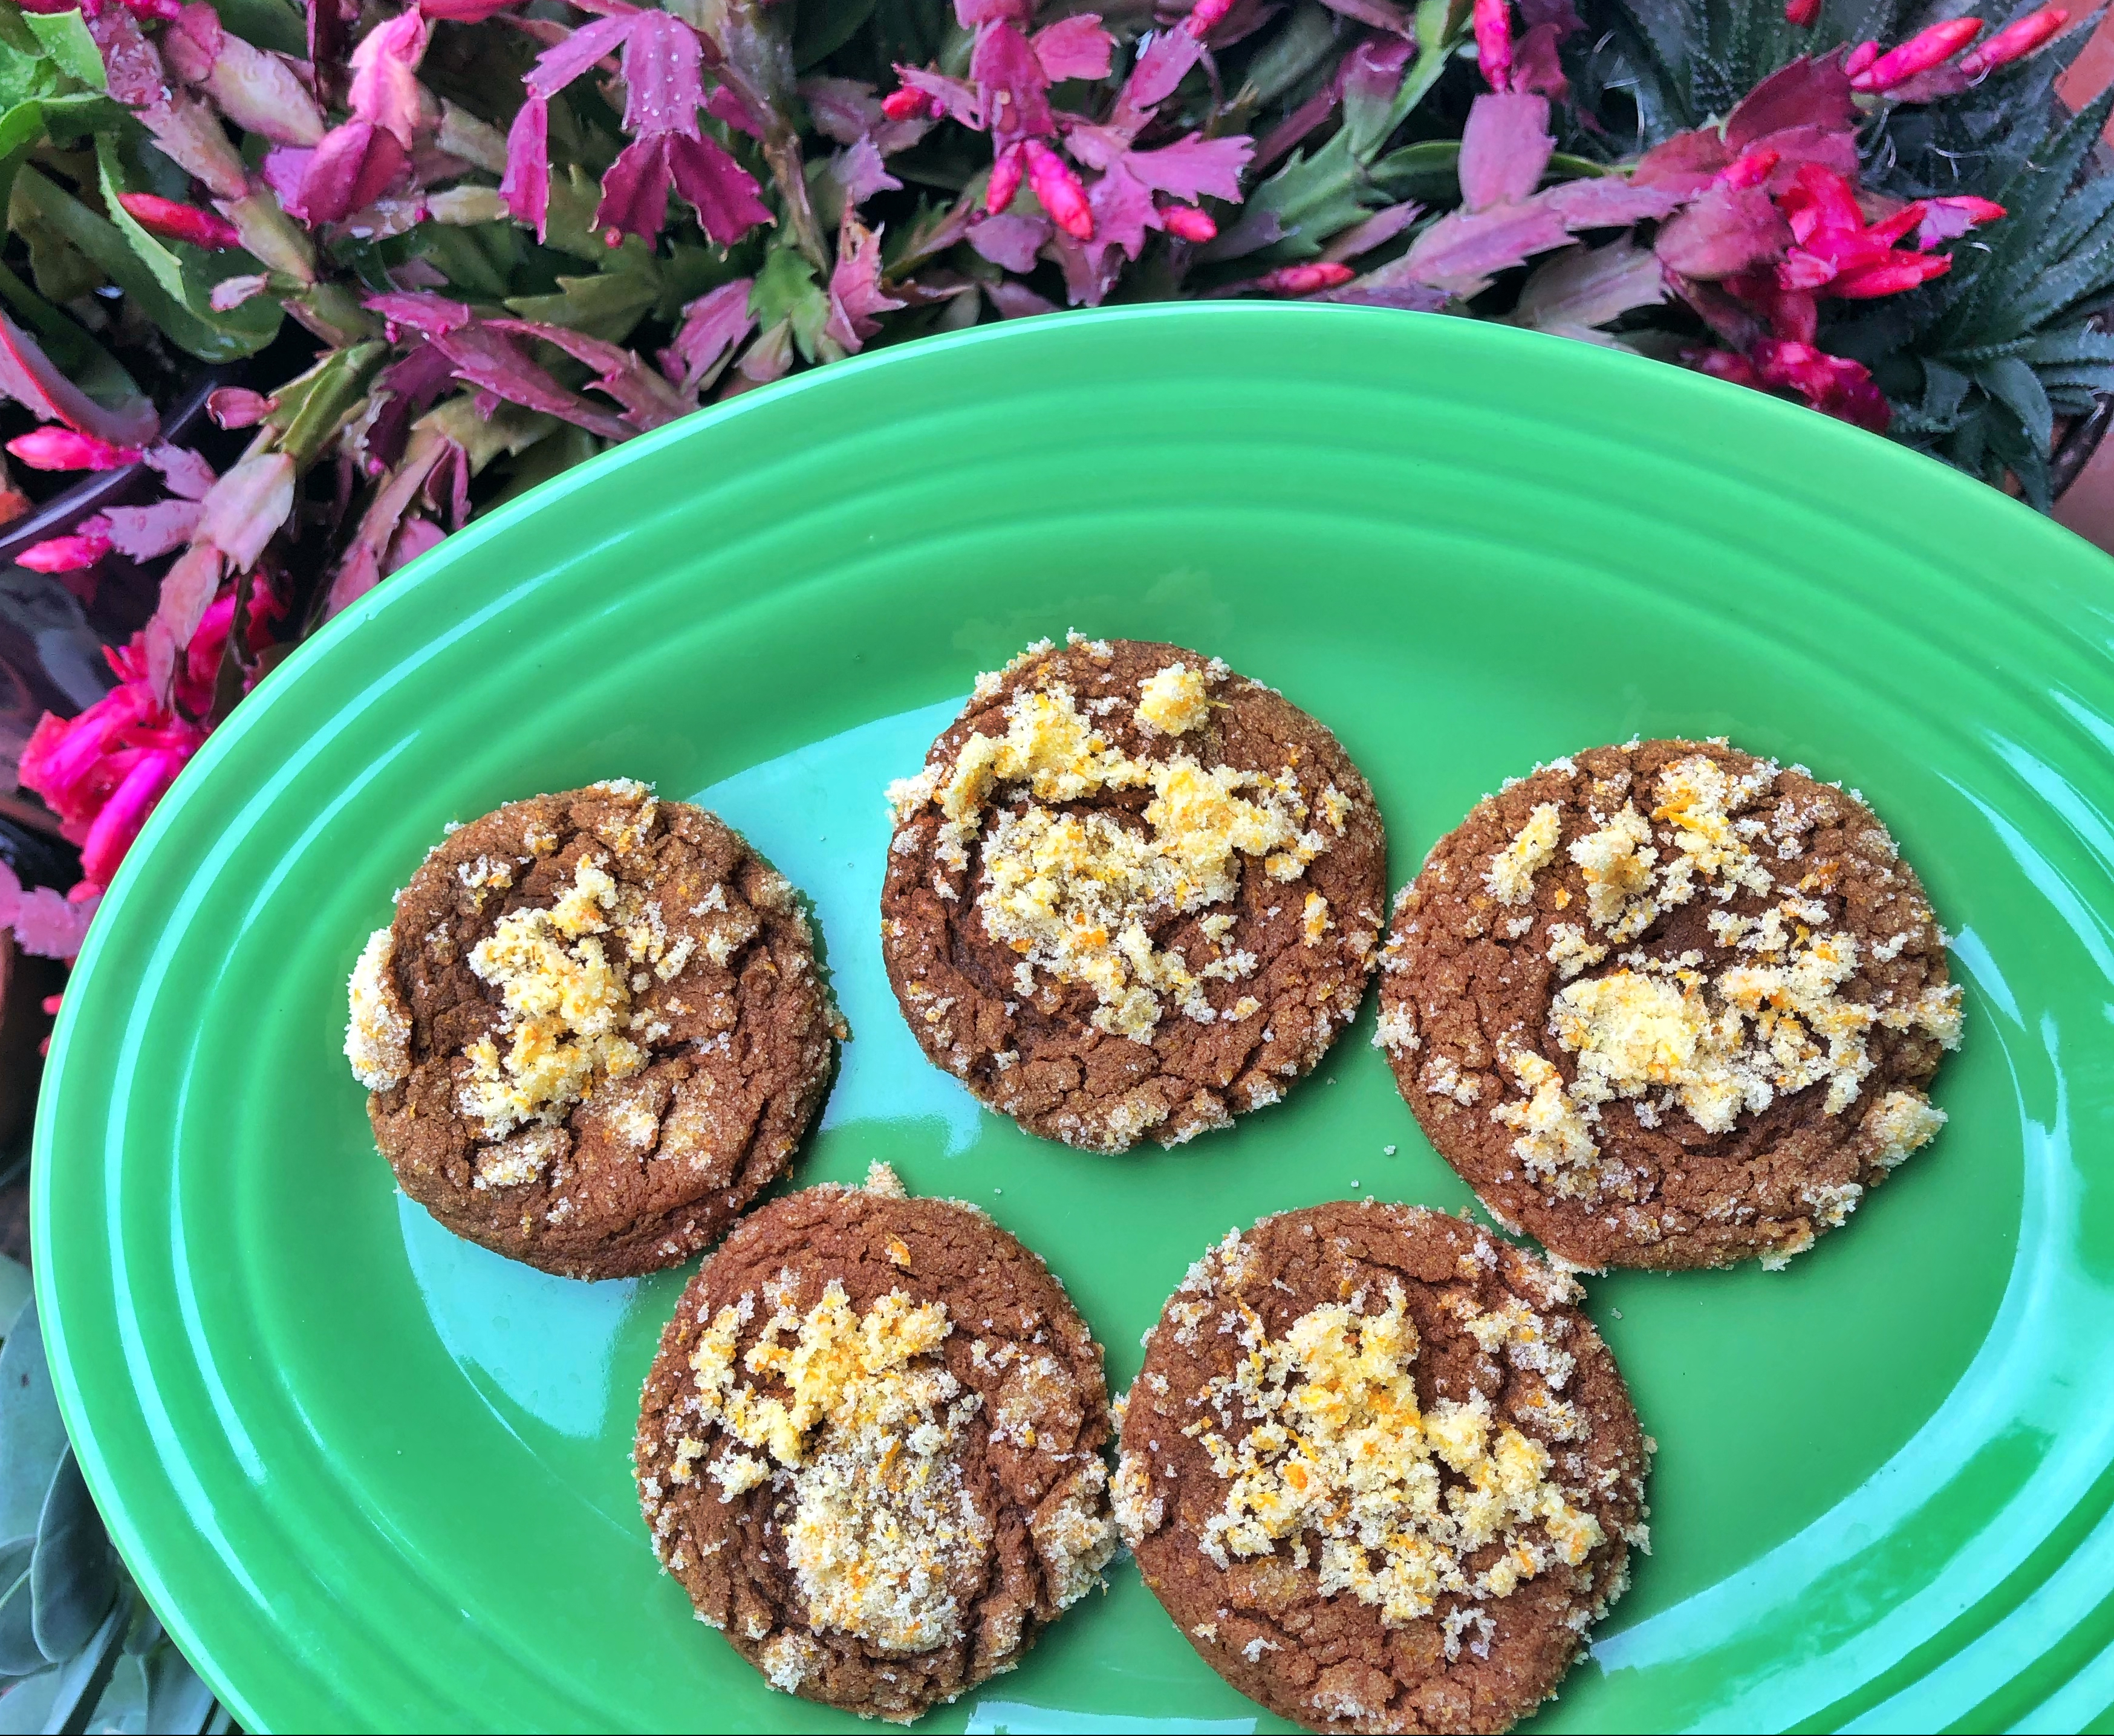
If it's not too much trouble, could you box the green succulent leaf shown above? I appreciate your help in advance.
[30,1448,114,1664]
[19,11,103,93]
[504,268,661,343]
[1239,131,1385,264]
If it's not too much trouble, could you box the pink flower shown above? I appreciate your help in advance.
[1159,201,1217,242]
[8,427,141,471]
[1851,19,1982,93]
[348,11,429,149]
[1829,253,1950,297]
[1254,262,1356,295]
[288,120,408,226]
[1717,145,1780,191]
[1957,5,2068,76]
[80,749,188,886]
[1185,0,1237,36]
[882,86,935,122]
[500,96,549,239]
[1843,41,1879,80]
[987,143,1027,219]
[207,387,273,429]
[1752,338,1890,431]
[1023,139,1091,239]
[18,528,111,573]
[1474,0,1514,93]
[1784,0,1820,25]
[115,192,241,250]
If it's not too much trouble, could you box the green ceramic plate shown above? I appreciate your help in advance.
[32,304,2114,1733]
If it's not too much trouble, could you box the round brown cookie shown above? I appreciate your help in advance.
[1377,739,1962,1272]
[634,1168,1119,1724]
[343,779,842,1280]
[881,634,1387,1153]
[1116,1202,1647,1736]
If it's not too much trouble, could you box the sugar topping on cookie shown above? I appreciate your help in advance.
[684,1279,993,1652]
[1182,1284,1603,1622]
[345,928,411,1090]
[888,651,1344,1042]
[1463,753,1962,1201]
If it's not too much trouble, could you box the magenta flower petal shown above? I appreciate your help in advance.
[115,192,242,250]
[206,387,272,429]
[831,136,902,206]
[594,137,673,247]
[102,499,203,561]
[824,220,906,353]
[1784,0,1820,25]
[1083,159,1155,265]
[972,22,1052,143]
[666,131,772,245]
[348,10,429,149]
[968,212,1049,271]
[1474,0,1514,92]
[620,11,704,139]
[291,120,408,226]
[706,83,769,140]
[145,443,216,501]
[1958,5,2069,77]
[1023,139,1091,240]
[1458,92,1554,210]
[1121,133,1252,203]
[500,95,550,239]
[8,427,141,471]
[659,279,756,391]
[897,65,986,128]
[18,529,112,574]
[1032,15,1114,81]
[525,15,633,100]
[80,749,187,887]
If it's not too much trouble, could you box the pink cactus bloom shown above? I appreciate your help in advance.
[882,86,935,122]
[7,427,142,471]
[1254,262,1356,295]
[987,143,1026,214]
[1851,18,1982,93]
[1185,0,1237,36]
[1022,139,1091,239]
[1784,0,1820,26]
[1158,201,1217,242]
[1474,0,1515,93]
[18,528,112,573]
[115,192,242,250]
[1957,5,2068,77]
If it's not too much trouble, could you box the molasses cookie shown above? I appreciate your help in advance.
[344,779,841,1279]
[1377,740,1962,1272]
[881,634,1387,1152]
[634,1167,1119,1723]
[1116,1202,1647,1735]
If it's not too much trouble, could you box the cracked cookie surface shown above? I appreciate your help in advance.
[1377,740,1960,1272]
[881,636,1387,1153]
[634,1172,1118,1723]
[1117,1202,1646,1735]
[347,781,839,1279]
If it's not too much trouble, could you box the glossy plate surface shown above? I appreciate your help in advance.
[33,305,2114,1734]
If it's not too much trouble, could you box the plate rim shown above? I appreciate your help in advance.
[30,299,2114,1732]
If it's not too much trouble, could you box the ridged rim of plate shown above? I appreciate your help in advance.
[31,303,2114,1733]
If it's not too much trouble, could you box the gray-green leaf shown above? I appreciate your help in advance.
[30,1448,114,1662]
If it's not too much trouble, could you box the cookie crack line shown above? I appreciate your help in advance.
[1377,740,1962,1272]
[881,634,1386,1153]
